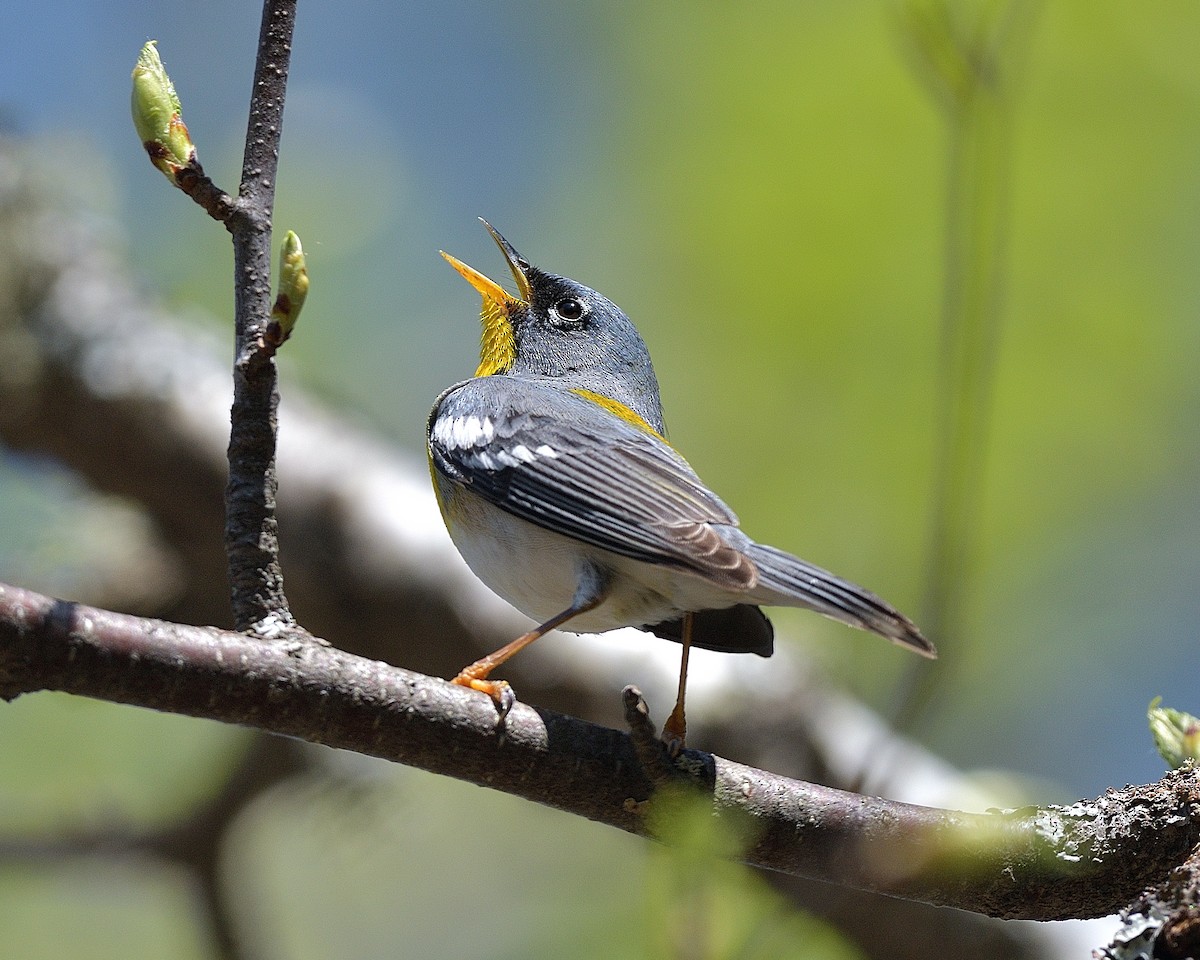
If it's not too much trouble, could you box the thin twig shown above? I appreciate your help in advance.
[224,0,299,630]
[173,162,239,223]
[2,580,1196,921]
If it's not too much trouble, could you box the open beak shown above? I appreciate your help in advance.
[439,218,532,306]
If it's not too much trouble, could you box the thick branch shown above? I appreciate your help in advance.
[1106,842,1200,959]
[2,580,1196,921]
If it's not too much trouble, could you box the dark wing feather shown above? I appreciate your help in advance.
[429,377,756,589]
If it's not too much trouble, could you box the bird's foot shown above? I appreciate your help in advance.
[660,703,687,757]
[452,673,517,720]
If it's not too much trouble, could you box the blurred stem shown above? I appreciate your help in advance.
[889,0,1041,736]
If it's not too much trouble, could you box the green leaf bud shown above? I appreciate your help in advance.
[131,41,196,178]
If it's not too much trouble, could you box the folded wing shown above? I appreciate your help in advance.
[429,376,757,590]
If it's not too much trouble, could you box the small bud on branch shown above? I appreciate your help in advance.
[131,41,236,223]
[265,231,309,347]
[1149,697,1200,769]
[131,41,196,178]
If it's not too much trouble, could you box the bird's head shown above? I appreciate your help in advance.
[441,219,665,431]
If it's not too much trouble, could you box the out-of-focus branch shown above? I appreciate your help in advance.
[0,734,306,960]
[0,132,1110,960]
[2,581,1198,921]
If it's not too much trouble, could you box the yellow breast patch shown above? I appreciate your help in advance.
[571,389,666,441]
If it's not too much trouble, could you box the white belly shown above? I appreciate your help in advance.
[442,485,737,633]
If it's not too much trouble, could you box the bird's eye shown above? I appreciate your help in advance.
[552,297,586,322]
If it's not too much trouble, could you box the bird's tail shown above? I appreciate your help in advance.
[744,543,936,658]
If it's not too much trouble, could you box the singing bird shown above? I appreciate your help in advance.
[428,221,934,744]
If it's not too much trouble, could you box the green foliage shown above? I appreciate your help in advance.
[564,0,1200,734]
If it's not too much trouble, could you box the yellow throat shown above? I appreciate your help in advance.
[473,294,517,377]
[441,229,532,377]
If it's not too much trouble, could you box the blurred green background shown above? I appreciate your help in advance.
[2,0,1198,956]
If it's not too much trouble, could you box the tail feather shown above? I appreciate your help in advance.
[646,604,774,657]
[744,543,935,658]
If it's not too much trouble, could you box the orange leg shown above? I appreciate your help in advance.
[661,611,693,752]
[453,577,607,718]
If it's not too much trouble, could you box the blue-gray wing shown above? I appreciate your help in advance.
[428,377,757,590]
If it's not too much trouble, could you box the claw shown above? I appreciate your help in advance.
[495,681,517,720]
[661,702,687,756]
[452,674,518,721]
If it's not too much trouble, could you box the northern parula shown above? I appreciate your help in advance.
[429,220,934,744]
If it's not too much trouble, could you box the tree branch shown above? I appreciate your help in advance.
[1103,841,1200,959]
[2,580,1196,922]
[224,0,298,630]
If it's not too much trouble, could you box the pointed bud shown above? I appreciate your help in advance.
[1148,697,1200,769]
[131,41,196,178]
[266,231,309,347]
